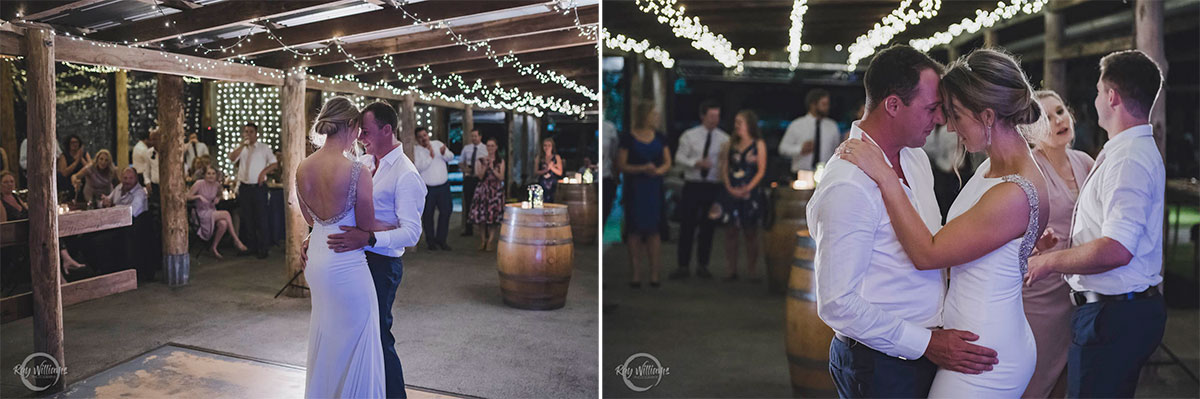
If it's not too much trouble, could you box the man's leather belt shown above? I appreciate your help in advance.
[1070,287,1160,306]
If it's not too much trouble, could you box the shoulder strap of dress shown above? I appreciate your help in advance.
[1001,174,1040,276]
[345,161,362,209]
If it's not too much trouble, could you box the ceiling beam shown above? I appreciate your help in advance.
[307,29,596,78]
[414,65,596,90]
[88,0,356,46]
[356,46,597,83]
[257,5,596,69]
[191,1,545,59]
[8,0,111,21]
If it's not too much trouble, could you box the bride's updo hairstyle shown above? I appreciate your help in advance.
[940,49,1048,143]
[310,96,360,148]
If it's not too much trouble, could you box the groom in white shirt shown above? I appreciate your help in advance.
[810,45,998,398]
[1026,50,1166,398]
[325,101,426,398]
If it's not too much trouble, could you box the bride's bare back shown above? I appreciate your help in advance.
[296,151,375,231]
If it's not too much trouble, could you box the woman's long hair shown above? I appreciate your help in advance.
[731,109,760,148]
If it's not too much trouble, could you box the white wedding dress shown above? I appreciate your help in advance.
[929,161,1039,398]
[302,161,385,399]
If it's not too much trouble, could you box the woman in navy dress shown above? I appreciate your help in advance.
[719,110,768,282]
[617,102,672,287]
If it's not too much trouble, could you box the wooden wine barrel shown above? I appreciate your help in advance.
[785,229,836,397]
[559,183,598,245]
[764,187,814,294]
[497,203,574,310]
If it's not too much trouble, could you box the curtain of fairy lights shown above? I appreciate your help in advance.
[216,82,280,179]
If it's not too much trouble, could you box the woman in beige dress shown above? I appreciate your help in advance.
[1023,90,1095,398]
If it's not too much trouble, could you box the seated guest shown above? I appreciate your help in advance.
[0,171,27,221]
[189,166,247,259]
[57,134,90,202]
[72,149,119,205]
[100,167,155,280]
[188,155,219,184]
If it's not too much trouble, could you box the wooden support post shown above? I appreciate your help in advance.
[281,70,309,298]
[506,111,515,197]
[304,89,321,156]
[201,79,217,130]
[25,27,65,393]
[1043,3,1067,95]
[984,29,999,49]
[400,94,416,162]
[157,74,189,287]
[115,70,130,169]
[0,58,16,175]
[946,44,959,63]
[1135,0,1167,158]
[464,105,474,137]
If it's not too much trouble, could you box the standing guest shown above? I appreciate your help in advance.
[72,149,119,204]
[413,126,455,250]
[579,156,599,175]
[228,122,278,259]
[459,129,487,237]
[57,134,91,201]
[780,88,840,173]
[0,171,27,221]
[183,132,210,175]
[669,100,727,280]
[131,132,156,187]
[1026,50,1166,398]
[190,166,248,259]
[719,110,768,282]
[469,138,505,251]
[602,121,618,225]
[618,102,671,288]
[535,137,564,203]
[102,167,154,281]
[1018,90,1095,398]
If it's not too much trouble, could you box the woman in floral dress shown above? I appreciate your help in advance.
[469,138,505,251]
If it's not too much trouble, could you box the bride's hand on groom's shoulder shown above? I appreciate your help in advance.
[836,139,894,184]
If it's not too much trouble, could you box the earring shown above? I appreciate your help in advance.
[986,125,992,149]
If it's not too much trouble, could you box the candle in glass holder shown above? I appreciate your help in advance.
[521,201,531,209]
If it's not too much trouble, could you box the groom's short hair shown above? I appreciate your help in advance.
[362,101,398,133]
[863,45,944,112]
[1099,50,1162,118]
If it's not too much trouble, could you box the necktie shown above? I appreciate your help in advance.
[469,144,477,175]
[700,129,713,179]
[812,117,822,169]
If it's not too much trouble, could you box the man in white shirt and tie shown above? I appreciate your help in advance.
[323,101,425,399]
[669,100,728,279]
[781,88,840,174]
[413,126,455,250]
[1026,50,1166,398]
[810,45,997,398]
[459,129,487,237]
[228,122,278,259]
[131,130,158,192]
[184,132,210,174]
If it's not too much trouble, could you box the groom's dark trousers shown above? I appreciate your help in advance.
[829,335,936,398]
[366,251,407,398]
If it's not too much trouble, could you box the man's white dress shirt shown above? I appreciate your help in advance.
[781,114,841,172]
[359,145,427,257]
[413,140,455,186]
[108,183,147,218]
[1066,124,1164,295]
[460,142,488,177]
[809,122,944,360]
[602,121,618,180]
[234,142,277,184]
[675,124,729,183]
[184,141,210,174]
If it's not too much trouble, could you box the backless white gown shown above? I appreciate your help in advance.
[303,161,385,398]
[929,161,1040,398]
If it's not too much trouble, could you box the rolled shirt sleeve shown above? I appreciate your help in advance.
[675,130,699,169]
[813,181,932,360]
[1099,158,1154,254]
[371,171,427,250]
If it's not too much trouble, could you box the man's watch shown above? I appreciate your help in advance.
[367,232,377,247]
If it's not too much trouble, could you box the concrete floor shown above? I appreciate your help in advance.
[601,225,1200,398]
[1,213,598,398]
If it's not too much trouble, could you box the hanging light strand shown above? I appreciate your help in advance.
[600,29,674,68]
[786,0,811,70]
[909,0,1048,52]
[844,0,941,71]
[635,0,746,70]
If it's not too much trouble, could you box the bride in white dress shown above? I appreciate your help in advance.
[838,49,1052,397]
[296,96,385,398]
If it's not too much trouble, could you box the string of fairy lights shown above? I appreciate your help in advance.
[600,29,674,68]
[786,0,811,70]
[910,0,1050,52]
[845,0,942,71]
[216,82,281,178]
[634,0,750,71]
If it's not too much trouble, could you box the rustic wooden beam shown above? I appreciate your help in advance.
[1042,3,1067,95]
[1048,36,1134,61]
[37,33,285,85]
[157,74,189,287]
[1136,0,1167,159]
[0,269,138,324]
[412,61,595,89]
[201,79,217,130]
[1,206,133,247]
[24,26,64,393]
[281,70,308,298]
[464,105,474,136]
[259,6,596,69]
[88,1,353,46]
[196,1,544,59]
[0,55,15,174]
[115,69,130,168]
[401,94,416,161]
[307,30,595,78]
[357,47,596,83]
[304,77,464,109]
[2,0,106,22]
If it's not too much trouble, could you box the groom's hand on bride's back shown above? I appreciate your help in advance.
[924,329,999,374]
